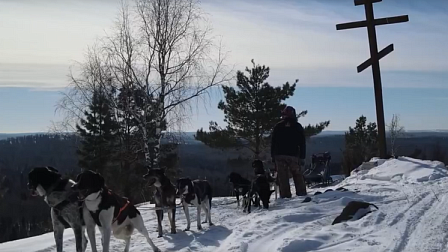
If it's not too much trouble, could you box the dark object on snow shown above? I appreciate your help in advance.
[227,172,252,208]
[314,191,322,195]
[302,196,312,203]
[324,189,333,193]
[332,201,379,225]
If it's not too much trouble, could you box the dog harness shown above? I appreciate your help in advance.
[109,190,130,224]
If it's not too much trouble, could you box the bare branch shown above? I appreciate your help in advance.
[54,0,232,169]
[387,114,406,156]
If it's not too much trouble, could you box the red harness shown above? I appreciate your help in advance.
[108,190,130,224]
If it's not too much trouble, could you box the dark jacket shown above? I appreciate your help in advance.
[271,118,306,159]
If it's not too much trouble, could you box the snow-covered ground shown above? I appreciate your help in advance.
[1,157,448,252]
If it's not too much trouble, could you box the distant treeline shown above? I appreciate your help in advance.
[0,133,447,243]
[0,134,253,243]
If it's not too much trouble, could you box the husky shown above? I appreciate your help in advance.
[27,166,87,252]
[143,167,177,238]
[176,177,214,231]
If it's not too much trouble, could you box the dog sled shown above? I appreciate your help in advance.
[303,152,332,186]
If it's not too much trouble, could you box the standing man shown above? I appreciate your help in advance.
[271,105,307,198]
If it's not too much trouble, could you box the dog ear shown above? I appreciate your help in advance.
[46,166,62,178]
[46,166,59,173]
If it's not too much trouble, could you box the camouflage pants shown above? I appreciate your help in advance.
[274,155,307,198]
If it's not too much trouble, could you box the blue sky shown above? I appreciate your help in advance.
[0,0,447,133]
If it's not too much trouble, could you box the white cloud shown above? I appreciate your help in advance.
[0,0,447,89]
[0,63,72,88]
[203,0,448,87]
[0,0,119,65]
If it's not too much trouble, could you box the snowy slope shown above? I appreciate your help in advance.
[1,157,448,252]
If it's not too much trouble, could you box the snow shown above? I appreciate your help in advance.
[1,157,448,252]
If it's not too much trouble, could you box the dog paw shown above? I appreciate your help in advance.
[202,221,207,224]
[209,222,214,226]
[183,228,190,232]
[197,225,203,230]
[171,229,177,234]
[157,234,163,238]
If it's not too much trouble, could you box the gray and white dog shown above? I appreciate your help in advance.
[143,167,177,238]
[27,166,87,252]
[176,177,214,231]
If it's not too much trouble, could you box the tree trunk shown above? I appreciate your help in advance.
[151,74,166,169]
[142,106,152,166]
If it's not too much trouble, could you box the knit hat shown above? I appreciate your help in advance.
[281,106,296,119]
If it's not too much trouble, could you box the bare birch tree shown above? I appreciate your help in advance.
[55,0,232,170]
[387,114,405,157]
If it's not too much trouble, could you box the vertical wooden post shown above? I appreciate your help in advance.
[336,0,409,159]
[364,2,387,158]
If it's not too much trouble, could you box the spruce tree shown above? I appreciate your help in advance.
[195,60,330,158]
[342,115,378,175]
[76,88,120,174]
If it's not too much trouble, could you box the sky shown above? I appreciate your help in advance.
[0,0,447,133]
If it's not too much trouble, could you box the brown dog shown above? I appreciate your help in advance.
[332,201,378,225]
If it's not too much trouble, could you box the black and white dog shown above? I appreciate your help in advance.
[143,167,177,238]
[27,166,87,252]
[73,170,160,252]
[176,177,214,231]
[227,172,251,207]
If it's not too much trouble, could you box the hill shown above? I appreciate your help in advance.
[1,157,447,251]
[0,131,447,243]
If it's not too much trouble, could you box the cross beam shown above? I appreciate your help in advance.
[336,0,409,159]
[357,44,393,73]
[336,15,409,30]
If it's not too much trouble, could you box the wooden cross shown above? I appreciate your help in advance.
[336,0,409,159]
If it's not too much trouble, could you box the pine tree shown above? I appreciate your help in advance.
[195,60,330,159]
[342,115,379,175]
[76,88,120,174]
